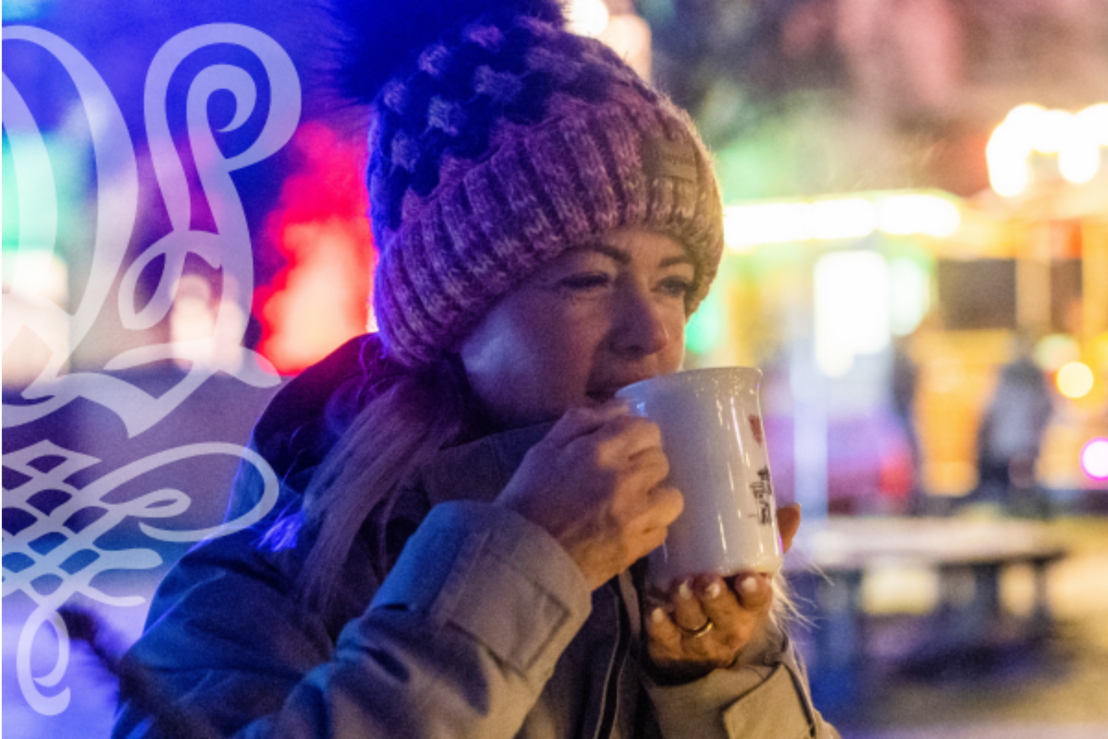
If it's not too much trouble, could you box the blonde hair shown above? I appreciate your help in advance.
[280,356,802,628]
[290,358,471,610]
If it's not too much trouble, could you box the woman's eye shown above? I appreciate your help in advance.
[658,276,693,299]
[559,273,611,292]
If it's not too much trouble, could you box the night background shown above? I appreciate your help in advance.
[4,1,1108,737]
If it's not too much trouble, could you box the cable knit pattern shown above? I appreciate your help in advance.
[367,13,724,367]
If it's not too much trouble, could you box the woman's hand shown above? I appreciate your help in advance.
[643,504,802,684]
[497,403,685,590]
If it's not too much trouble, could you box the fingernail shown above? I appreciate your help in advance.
[652,608,666,624]
[678,580,693,600]
[740,575,759,594]
[705,580,722,599]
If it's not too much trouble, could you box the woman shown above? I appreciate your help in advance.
[113,1,836,737]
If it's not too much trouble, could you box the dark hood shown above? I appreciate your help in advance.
[251,333,403,489]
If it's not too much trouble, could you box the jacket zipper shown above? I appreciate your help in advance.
[591,578,630,739]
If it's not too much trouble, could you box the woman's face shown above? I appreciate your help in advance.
[460,228,694,429]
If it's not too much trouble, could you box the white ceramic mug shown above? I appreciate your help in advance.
[615,367,782,590]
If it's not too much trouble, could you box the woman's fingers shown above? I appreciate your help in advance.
[687,574,769,641]
[645,605,687,653]
[727,572,773,612]
[543,402,630,447]
[670,578,711,632]
[502,404,682,590]
[625,447,670,491]
[573,414,664,466]
[645,593,735,677]
[646,484,684,525]
[643,570,777,679]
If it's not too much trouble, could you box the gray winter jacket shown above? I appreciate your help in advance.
[112,336,837,739]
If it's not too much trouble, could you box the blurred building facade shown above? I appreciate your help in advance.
[637,0,1108,510]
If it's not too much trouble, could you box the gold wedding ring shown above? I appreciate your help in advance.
[679,619,714,639]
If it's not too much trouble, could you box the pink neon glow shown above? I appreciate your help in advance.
[254,122,374,375]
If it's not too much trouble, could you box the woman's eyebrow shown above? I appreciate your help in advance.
[578,242,631,265]
[660,254,695,269]
[577,242,694,269]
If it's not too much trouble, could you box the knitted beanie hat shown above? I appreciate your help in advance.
[336,0,724,368]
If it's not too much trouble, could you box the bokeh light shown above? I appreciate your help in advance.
[724,191,957,251]
[1032,109,1073,154]
[724,202,811,249]
[814,251,890,377]
[1035,333,1082,372]
[888,257,931,336]
[809,198,877,241]
[987,109,1035,196]
[1081,438,1108,480]
[1056,361,1095,399]
[565,0,610,37]
[988,102,1108,196]
[2,0,54,20]
[878,194,961,238]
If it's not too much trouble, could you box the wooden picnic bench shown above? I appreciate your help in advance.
[785,517,1068,707]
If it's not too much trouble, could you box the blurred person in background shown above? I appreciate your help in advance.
[111,1,835,737]
[972,339,1054,515]
[891,333,922,513]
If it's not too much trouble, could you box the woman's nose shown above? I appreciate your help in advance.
[611,284,669,356]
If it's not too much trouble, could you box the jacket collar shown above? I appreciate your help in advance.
[418,422,555,506]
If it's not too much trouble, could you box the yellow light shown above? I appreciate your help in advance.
[986,125,1031,197]
[724,191,967,248]
[988,102,1108,196]
[1061,104,1108,184]
[1032,109,1074,154]
[809,198,877,241]
[1034,333,1081,372]
[724,203,811,250]
[1006,103,1047,133]
[1090,332,1108,373]
[1057,361,1095,399]
[878,194,961,237]
[1076,104,1108,146]
[1059,140,1100,184]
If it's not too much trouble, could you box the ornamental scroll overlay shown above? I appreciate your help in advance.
[2,24,299,715]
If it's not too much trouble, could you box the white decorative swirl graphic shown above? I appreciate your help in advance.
[2,22,301,717]
[1,23,299,436]
[3,441,281,715]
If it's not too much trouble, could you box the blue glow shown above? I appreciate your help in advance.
[2,132,85,255]
[0,0,51,20]
[0,137,16,251]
